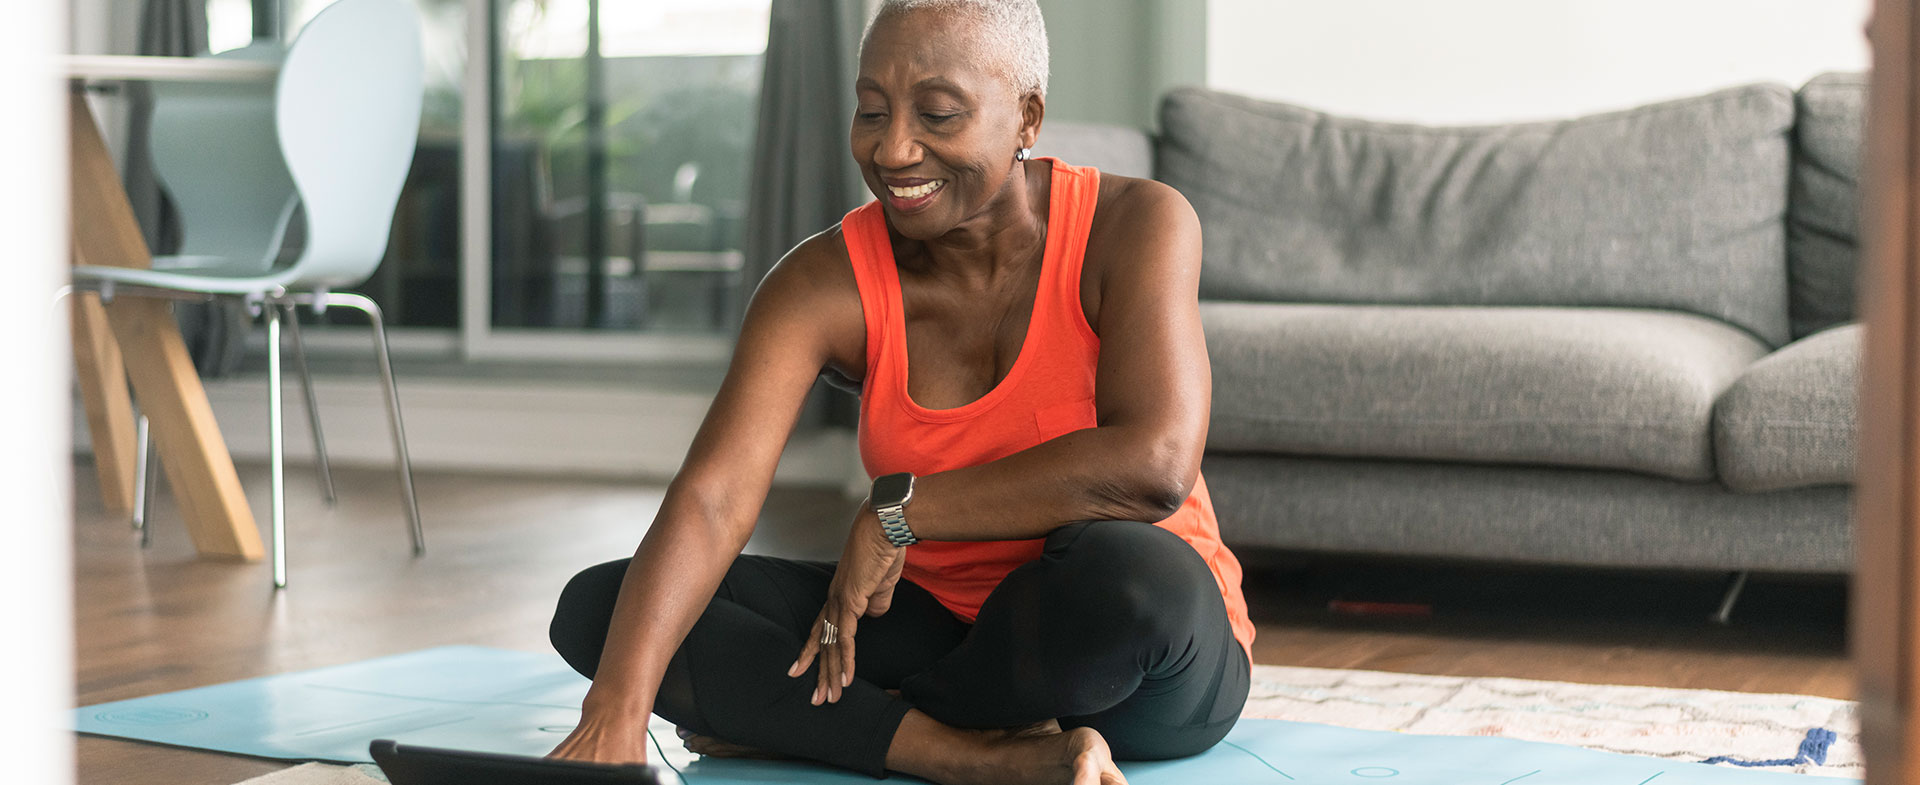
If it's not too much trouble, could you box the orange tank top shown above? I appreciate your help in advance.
[843,158,1255,656]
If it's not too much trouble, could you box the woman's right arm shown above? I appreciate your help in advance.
[548,237,855,764]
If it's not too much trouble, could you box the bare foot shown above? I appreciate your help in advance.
[882,689,1062,740]
[676,727,796,761]
[676,717,1060,764]
[966,726,1125,785]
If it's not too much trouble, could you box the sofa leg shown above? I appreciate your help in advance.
[1711,571,1750,625]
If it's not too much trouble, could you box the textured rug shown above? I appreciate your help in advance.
[226,664,1861,783]
[1241,665,1860,778]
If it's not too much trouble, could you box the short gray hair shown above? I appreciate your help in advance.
[864,0,1050,99]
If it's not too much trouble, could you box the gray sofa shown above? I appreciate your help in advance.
[1035,74,1865,575]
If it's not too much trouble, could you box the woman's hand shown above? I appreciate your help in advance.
[788,503,904,705]
[548,704,650,765]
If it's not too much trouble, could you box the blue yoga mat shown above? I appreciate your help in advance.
[76,646,1854,783]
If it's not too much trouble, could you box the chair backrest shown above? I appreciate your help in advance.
[149,42,298,270]
[275,0,424,289]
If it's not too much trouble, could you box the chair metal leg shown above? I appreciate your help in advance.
[1711,570,1750,625]
[280,304,337,507]
[303,292,423,557]
[267,305,289,589]
[133,415,147,531]
[133,414,157,548]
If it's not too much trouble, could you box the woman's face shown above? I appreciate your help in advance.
[853,9,1040,241]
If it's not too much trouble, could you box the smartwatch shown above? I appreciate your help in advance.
[871,472,917,547]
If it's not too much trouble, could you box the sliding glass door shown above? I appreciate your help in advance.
[226,0,772,360]
[491,0,770,336]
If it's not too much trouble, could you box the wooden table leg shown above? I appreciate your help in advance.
[71,293,136,514]
[68,90,263,560]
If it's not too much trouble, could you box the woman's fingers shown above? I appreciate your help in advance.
[837,612,858,690]
[816,623,838,704]
[808,607,837,704]
[813,603,864,703]
[821,645,837,704]
[788,615,823,678]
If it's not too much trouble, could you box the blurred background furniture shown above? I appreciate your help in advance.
[537,165,746,330]
[64,53,277,562]
[129,40,296,546]
[70,0,428,588]
[1036,78,1865,612]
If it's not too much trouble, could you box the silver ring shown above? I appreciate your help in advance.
[820,620,837,646]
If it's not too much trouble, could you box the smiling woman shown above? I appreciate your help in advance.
[851,0,1046,239]
[543,2,1252,783]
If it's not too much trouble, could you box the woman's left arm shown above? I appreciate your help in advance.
[904,180,1210,540]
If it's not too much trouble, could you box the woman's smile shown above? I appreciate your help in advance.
[884,177,948,212]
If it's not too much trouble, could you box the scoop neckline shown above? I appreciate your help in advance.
[886,157,1068,422]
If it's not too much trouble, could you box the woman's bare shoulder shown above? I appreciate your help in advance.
[1079,173,1202,321]
[750,224,860,313]
[751,223,867,376]
[1089,173,1198,240]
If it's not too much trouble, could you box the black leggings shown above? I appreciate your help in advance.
[549,521,1250,778]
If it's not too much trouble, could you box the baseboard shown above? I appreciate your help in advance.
[71,373,862,489]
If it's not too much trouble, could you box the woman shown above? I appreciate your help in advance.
[546,1,1253,783]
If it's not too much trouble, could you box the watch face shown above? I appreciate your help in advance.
[873,473,914,507]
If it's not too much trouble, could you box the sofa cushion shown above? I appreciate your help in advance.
[1160,85,1795,346]
[1714,323,1860,491]
[1203,303,1770,481]
[1034,122,1154,180]
[1203,454,1851,573]
[1789,73,1867,339]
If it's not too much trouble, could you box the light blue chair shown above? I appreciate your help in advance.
[73,0,427,588]
[128,40,305,547]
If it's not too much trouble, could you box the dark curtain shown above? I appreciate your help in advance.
[743,0,870,427]
[127,0,253,378]
[251,0,281,40]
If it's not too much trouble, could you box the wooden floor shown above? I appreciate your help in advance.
[72,460,1852,785]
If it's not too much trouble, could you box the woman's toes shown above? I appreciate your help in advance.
[683,733,793,761]
[1065,728,1125,785]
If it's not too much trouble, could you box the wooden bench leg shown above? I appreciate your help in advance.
[100,297,264,560]
[71,293,136,514]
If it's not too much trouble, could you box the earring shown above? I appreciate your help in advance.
[1015,147,1033,162]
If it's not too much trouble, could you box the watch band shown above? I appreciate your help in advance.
[878,503,917,547]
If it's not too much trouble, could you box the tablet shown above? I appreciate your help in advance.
[370,739,665,785]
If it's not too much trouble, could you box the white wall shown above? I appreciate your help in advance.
[1206,0,1872,124]
[1039,0,1204,128]
[68,0,142,166]
[3,0,75,783]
